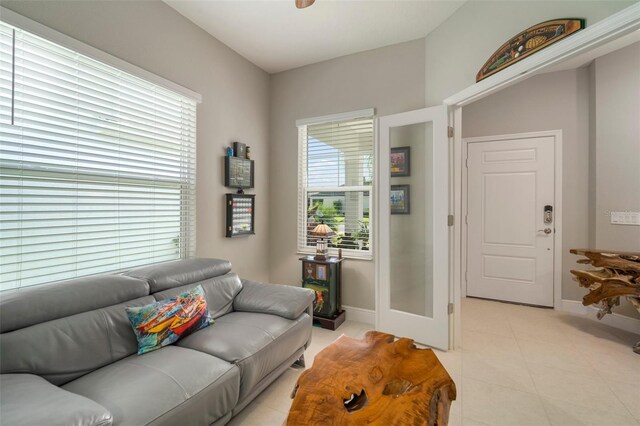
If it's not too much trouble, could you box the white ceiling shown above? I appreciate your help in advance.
[164,0,465,73]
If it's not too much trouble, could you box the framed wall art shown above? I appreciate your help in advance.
[390,185,410,215]
[225,193,255,237]
[224,156,254,189]
[390,146,410,177]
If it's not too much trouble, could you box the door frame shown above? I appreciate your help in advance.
[445,4,639,349]
[461,130,563,308]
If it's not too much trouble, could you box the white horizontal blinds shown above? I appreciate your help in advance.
[306,117,373,188]
[0,21,196,290]
[296,124,308,252]
[297,114,373,255]
[0,24,12,125]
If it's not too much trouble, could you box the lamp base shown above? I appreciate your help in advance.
[315,238,329,261]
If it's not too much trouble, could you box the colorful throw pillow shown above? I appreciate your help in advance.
[126,285,213,355]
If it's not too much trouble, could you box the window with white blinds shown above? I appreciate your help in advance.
[0,21,197,290]
[297,110,374,259]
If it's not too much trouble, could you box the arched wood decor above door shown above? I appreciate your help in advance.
[476,19,585,82]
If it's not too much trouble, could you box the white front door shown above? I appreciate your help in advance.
[466,134,556,307]
[377,105,449,350]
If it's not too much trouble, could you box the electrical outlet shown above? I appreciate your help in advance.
[610,211,640,226]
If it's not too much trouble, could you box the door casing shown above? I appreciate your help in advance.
[461,130,563,308]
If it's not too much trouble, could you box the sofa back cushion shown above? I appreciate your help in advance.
[123,258,232,293]
[153,273,243,319]
[0,295,155,385]
[0,275,150,333]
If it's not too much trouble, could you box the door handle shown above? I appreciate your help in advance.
[537,228,552,235]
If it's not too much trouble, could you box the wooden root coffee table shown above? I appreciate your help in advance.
[287,331,457,425]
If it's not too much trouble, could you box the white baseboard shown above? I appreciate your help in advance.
[560,299,640,335]
[342,305,375,325]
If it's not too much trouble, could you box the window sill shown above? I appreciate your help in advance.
[297,248,373,261]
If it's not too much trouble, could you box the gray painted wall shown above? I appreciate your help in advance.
[594,42,640,252]
[3,0,272,282]
[269,39,426,310]
[424,1,634,107]
[593,42,640,318]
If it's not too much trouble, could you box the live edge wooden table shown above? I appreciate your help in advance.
[287,331,457,426]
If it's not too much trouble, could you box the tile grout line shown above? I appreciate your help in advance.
[461,304,539,425]
[581,351,639,422]
[509,308,639,425]
[552,312,640,422]
[509,315,554,426]
[454,300,638,425]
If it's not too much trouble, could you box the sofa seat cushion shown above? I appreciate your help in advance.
[177,311,312,399]
[63,346,239,426]
[1,374,112,426]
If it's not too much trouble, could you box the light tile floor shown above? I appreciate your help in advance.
[229,297,640,425]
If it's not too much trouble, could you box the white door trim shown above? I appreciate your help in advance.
[461,130,563,309]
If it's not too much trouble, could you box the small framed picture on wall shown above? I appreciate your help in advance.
[390,185,410,214]
[390,146,410,177]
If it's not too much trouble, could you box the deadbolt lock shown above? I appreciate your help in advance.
[544,205,553,224]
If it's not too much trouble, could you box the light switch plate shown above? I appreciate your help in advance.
[610,211,640,226]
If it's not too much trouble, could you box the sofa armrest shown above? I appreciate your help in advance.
[0,374,112,426]
[234,279,314,320]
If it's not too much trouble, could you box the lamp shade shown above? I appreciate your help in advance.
[310,223,336,237]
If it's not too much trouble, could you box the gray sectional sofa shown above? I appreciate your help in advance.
[0,258,315,426]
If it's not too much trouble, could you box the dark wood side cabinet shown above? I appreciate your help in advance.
[299,256,345,330]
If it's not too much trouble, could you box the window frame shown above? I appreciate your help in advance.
[0,12,200,289]
[296,109,375,261]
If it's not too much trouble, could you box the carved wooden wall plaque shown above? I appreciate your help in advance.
[477,19,585,82]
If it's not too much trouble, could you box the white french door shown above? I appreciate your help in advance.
[376,106,449,350]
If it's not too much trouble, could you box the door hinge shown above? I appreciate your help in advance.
[447,215,454,226]
[464,270,468,282]
[465,214,468,224]
[448,303,454,314]
[465,158,469,168]
[448,126,454,138]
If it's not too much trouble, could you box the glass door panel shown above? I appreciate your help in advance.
[389,122,433,318]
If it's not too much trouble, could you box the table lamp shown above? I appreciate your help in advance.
[310,223,335,260]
